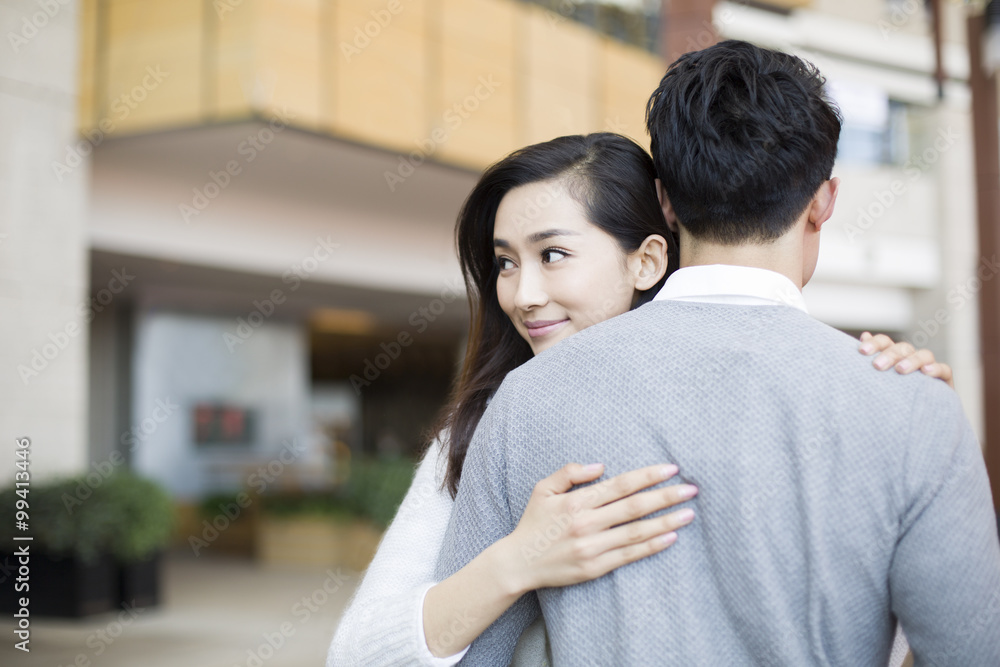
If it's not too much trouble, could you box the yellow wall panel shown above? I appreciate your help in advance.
[105,0,200,37]
[331,1,429,153]
[600,38,665,147]
[103,0,204,132]
[522,79,596,145]
[212,0,258,119]
[521,4,595,94]
[440,0,512,54]
[518,3,601,145]
[437,51,515,168]
[76,0,669,170]
[257,0,322,128]
[436,0,517,167]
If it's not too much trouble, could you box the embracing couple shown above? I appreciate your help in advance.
[329,40,1000,666]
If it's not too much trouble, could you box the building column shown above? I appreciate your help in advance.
[967,10,1000,511]
[0,0,90,479]
[660,0,717,65]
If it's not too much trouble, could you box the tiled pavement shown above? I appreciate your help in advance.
[0,550,360,667]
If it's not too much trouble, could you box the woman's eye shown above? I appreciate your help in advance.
[497,257,515,270]
[541,248,568,263]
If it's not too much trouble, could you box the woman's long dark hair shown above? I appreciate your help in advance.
[433,133,679,498]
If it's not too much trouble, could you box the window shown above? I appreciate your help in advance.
[523,0,661,54]
[826,79,910,166]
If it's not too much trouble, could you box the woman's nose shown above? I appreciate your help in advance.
[513,265,548,311]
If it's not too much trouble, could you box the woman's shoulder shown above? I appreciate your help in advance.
[420,429,451,491]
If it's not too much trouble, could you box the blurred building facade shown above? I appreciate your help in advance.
[1,0,990,503]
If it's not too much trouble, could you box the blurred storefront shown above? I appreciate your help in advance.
[2,0,993,504]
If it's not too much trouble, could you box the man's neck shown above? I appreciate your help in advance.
[678,233,806,290]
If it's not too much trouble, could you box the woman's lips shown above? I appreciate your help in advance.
[524,319,569,338]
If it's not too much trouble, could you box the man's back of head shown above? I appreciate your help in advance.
[645,39,841,245]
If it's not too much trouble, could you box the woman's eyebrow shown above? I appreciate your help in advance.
[493,229,580,248]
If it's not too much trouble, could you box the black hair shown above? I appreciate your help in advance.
[645,39,842,244]
[434,132,678,497]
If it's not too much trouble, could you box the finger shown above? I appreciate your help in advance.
[921,362,955,388]
[859,332,893,355]
[535,463,604,496]
[570,463,679,510]
[871,341,917,370]
[585,531,679,580]
[862,333,900,358]
[589,482,698,531]
[891,348,934,374]
[583,508,695,556]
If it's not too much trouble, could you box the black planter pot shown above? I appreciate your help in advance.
[118,551,162,608]
[0,550,118,618]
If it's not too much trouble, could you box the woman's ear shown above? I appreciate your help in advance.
[631,234,669,291]
[655,179,679,233]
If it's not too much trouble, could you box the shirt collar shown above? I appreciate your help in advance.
[652,264,808,313]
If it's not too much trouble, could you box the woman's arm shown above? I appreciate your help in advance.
[859,331,953,388]
[329,439,695,665]
[327,439,461,667]
[422,461,697,658]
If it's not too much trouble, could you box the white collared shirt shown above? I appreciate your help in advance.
[652,264,808,313]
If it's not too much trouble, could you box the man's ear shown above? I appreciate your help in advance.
[630,234,669,291]
[655,178,679,233]
[809,177,840,232]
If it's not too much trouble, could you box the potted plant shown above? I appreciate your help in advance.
[0,477,119,617]
[0,470,174,617]
[101,472,174,608]
[255,456,414,570]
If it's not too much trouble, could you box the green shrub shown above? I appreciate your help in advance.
[0,471,174,564]
[256,456,417,529]
[342,457,417,528]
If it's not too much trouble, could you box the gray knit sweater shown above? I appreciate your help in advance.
[434,300,1000,666]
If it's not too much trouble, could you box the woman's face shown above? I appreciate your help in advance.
[493,178,644,355]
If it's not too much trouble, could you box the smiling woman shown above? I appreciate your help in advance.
[443,134,679,494]
[493,178,670,354]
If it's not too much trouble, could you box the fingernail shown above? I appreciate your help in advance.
[896,360,912,373]
[676,508,695,523]
[677,485,699,499]
[657,532,677,547]
[660,464,679,479]
[584,463,603,473]
[873,357,889,370]
[859,343,874,355]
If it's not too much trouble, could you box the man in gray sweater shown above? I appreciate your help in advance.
[435,40,1000,665]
